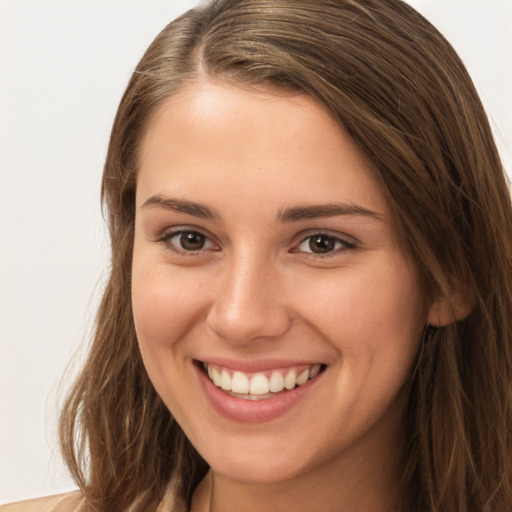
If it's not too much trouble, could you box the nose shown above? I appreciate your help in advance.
[206,253,291,345]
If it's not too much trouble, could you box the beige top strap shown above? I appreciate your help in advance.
[0,472,190,512]
[1,485,187,512]
[0,491,84,512]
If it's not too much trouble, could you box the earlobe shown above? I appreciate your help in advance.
[427,283,476,327]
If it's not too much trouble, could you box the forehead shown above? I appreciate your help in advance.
[137,80,389,218]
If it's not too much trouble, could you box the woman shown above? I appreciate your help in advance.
[4,0,512,510]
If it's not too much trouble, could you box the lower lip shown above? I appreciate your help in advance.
[194,363,322,423]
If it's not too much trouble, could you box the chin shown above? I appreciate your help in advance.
[192,428,322,485]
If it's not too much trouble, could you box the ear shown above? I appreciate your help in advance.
[427,281,476,327]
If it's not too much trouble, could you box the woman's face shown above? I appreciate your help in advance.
[132,81,431,484]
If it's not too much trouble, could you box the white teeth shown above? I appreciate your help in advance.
[231,371,250,394]
[269,371,285,392]
[310,363,321,379]
[250,373,270,395]
[211,366,221,387]
[296,369,309,386]
[220,369,231,390]
[205,363,323,395]
[284,369,297,390]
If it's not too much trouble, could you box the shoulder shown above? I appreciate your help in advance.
[0,491,84,512]
[0,482,187,512]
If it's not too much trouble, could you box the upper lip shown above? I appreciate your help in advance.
[196,357,325,373]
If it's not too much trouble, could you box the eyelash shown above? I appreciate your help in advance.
[293,232,356,258]
[157,228,356,258]
[158,229,219,256]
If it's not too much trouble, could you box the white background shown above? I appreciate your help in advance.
[1,0,511,504]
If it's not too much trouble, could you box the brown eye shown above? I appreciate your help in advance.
[162,229,218,254]
[295,233,354,256]
[180,231,206,251]
[308,235,336,254]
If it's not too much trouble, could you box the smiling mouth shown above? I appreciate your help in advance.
[198,361,326,401]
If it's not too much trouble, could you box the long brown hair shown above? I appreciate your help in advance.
[59,1,512,510]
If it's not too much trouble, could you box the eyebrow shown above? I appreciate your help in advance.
[277,203,383,222]
[141,194,382,223]
[141,194,221,220]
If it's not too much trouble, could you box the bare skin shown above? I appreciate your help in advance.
[133,80,445,511]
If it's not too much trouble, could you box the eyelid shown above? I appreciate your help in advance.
[154,226,357,258]
[291,230,357,256]
[157,226,220,255]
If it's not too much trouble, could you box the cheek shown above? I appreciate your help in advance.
[305,264,426,429]
[131,262,210,350]
[131,264,210,414]
[298,259,427,356]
